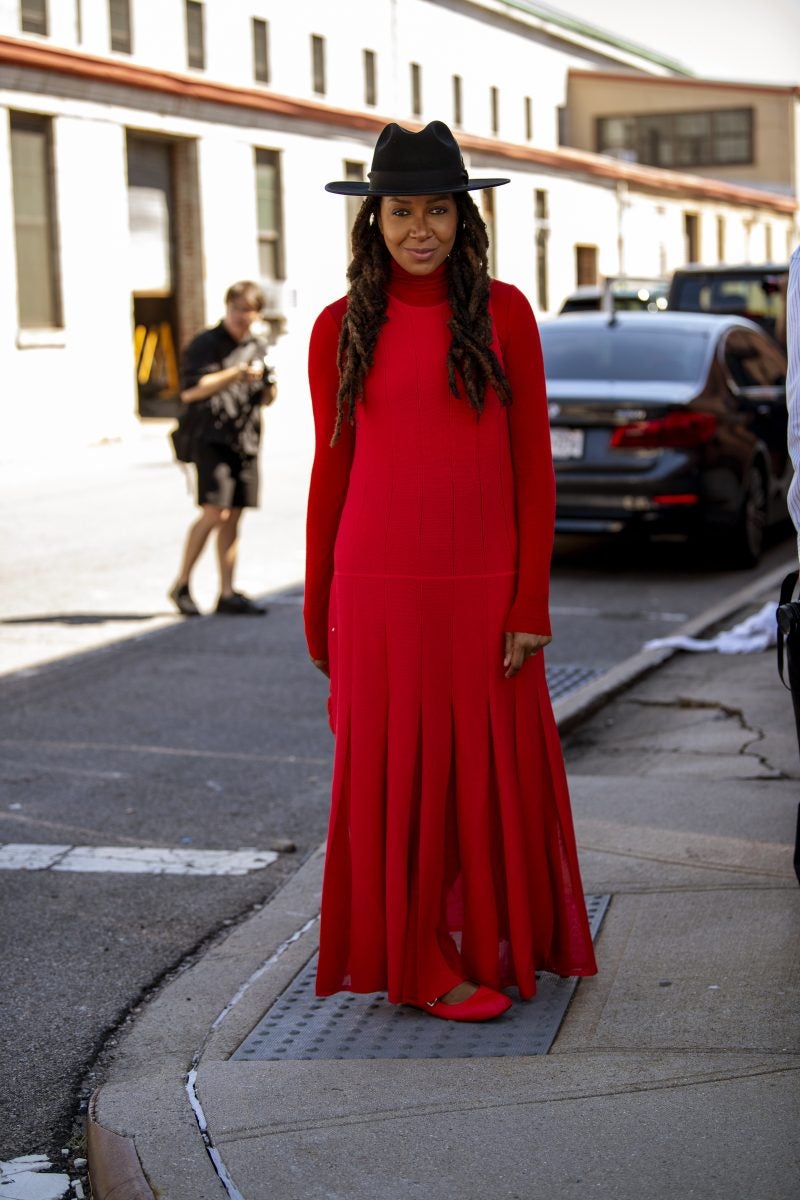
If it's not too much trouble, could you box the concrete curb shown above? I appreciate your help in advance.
[86,1092,154,1200]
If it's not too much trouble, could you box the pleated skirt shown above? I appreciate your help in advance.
[317,569,598,1004]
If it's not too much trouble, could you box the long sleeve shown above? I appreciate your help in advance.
[492,282,555,636]
[304,301,355,662]
[787,246,800,564]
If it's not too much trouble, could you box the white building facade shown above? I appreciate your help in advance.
[0,0,796,452]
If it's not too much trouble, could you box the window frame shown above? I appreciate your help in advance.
[452,74,463,128]
[252,17,270,84]
[254,147,285,285]
[20,0,48,36]
[363,48,377,107]
[482,188,496,277]
[10,110,63,330]
[343,160,366,253]
[410,62,422,118]
[575,243,598,287]
[109,0,133,54]
[311,34,326,96]
[596,107,754,168]
[490,86,499,135]
[185,0,205,71]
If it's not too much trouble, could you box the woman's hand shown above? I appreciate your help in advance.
[311,657,330,678]
[503,631,551,678]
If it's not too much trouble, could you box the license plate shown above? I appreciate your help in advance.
[550,427,584,460]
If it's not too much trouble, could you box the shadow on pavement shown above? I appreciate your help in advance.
[0,612,161,626]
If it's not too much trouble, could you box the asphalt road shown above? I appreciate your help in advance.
[548,527,796,667]
[1,434,796,1160]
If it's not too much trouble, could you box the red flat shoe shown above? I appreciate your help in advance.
[413,985,512,1022]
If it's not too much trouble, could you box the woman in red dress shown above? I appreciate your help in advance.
[305,121,597,1021]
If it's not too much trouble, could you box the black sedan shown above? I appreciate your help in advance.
[539,312,791,566]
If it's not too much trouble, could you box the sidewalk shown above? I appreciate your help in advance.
[85,579,800,1200]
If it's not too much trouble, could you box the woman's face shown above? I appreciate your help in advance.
[378,193,458,275]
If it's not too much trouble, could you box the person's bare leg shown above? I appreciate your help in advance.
[175,505,223,587]
[216,507,243,598]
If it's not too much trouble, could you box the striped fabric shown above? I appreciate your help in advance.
[788,245,800,563]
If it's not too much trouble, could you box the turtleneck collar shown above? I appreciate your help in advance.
[386,259,449,306]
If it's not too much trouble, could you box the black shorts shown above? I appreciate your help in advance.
[195,443,260,509]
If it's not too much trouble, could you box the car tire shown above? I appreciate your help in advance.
[725,463,767,568]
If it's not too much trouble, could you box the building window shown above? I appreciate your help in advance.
[452,75,463,127]
[535,189,549,311]
[557,105,567,146]
[363,49,377,107]
[253,18,269,84]
[575,244,598,286]
[597,108,754,168]
[10,112,62,328]
[684,212,700,263]
[716,215,726,262]
[255,148,285,283]
[343,161,366,251]
[482,189,496,277]
[490,87,499,135]
[109,0,132,54]
[311,34,326,95]
[410,63,422,117]
[185,1,205,70]
[524,96,532,141]
[20,0,48,34]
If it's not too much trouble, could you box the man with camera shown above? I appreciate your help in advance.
[169,280,276,617]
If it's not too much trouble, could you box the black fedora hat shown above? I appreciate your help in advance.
[325,120,509,196]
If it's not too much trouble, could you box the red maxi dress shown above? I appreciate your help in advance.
[304,261,597,1004]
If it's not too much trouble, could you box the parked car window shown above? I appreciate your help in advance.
[722,328,787,389]
[540,325,709,383]
[669,267,787,344]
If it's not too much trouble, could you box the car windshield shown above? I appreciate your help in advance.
[540,325,709,383]
[672,273,785,320]
[670,271,787,345]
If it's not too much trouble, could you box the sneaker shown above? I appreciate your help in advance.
[215,591,267,616]
[169,582,201,616]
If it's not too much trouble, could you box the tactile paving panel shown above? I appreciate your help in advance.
[546,664,605,702]
[232,895,609,1061]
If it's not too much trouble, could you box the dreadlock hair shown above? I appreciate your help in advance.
[331,190,512,445]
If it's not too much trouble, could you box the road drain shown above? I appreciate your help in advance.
[232,895,609,1062]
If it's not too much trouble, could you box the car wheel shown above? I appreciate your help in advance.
[726,463,767,568]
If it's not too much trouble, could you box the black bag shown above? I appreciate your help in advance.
[170,407,196,464]
[776,568,800,884]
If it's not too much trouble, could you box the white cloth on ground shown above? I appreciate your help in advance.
[643,600,777,655]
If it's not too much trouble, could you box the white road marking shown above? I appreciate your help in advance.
[0,1156,70,1200]
[0,844,278,875]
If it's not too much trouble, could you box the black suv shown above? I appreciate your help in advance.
[667,262,788,348]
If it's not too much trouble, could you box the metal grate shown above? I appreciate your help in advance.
[545,663,605,701]
[233,895,609,1062]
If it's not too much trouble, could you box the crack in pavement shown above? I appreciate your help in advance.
[625,696,786,778]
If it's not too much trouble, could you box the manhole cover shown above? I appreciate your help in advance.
[233,895,609,1062]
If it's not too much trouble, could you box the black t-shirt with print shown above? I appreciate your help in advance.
[180,321,265,457]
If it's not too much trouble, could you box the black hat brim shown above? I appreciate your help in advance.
[325,178,510,195]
